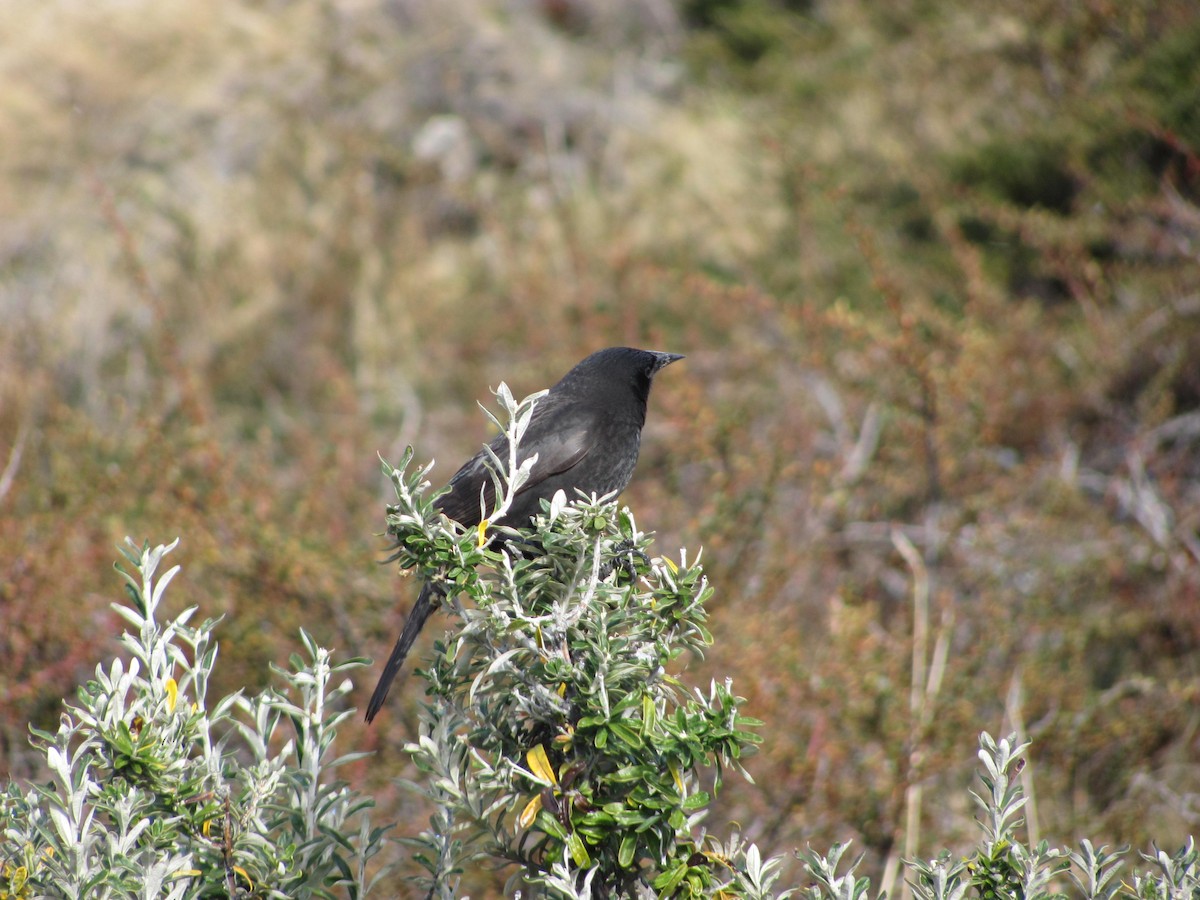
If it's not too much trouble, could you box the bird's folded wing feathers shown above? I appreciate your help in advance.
[436,404,596,526]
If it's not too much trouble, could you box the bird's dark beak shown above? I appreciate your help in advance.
[652,352,685,373]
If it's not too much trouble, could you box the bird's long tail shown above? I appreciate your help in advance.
[365,581,440,723]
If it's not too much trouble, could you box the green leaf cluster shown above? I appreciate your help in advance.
[0,540,387,899]
[385,386,766,897]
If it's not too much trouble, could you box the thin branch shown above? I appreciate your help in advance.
[0,415,31,505]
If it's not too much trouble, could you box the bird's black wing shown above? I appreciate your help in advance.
[435,394,596,527]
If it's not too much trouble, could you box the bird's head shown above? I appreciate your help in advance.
[556,347,684,406]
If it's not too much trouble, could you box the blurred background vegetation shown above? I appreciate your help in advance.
[2,0,1198,893]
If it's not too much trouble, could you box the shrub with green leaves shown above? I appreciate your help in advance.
[379,384,769,898]
[803,733,1200,900]
[0,539,387,899]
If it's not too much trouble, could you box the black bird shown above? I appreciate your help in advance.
[365,347,684,723]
